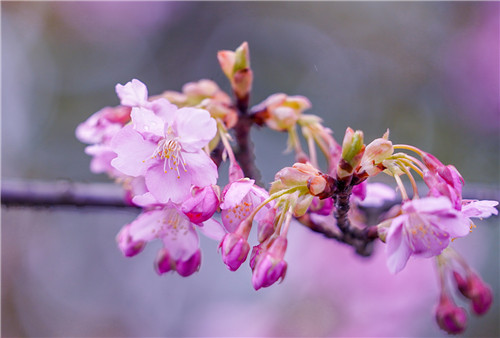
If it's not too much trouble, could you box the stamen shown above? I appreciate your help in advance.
[150,133,187,179]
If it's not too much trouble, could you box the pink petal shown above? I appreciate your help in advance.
[197,218,226,241]
[386,215,412,274]
[110,125,156,177]
[175,108,217,152]
[181,151,218,187]
[404,196,453,214]
[160,208,199,261]
[145,163,191,204]
[220,179,255,209]
[127,209,165,243]
[149,98,177,124]
[461,200,499,219]
[131,107,165,137]
[359,183,396,207]
[115,79,148,107]
[131,192,159,207]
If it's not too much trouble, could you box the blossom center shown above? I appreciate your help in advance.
[151,127,187,178]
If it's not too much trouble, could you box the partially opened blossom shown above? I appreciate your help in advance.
[385,196,470,274]
[422,152,464,210]
[76,105,131,145]
[116,202,224,277]
[116,204,200,276]
[110,96,218,204]
[251,93,311,131]
[220,178,271,233]
[181,185,220,223]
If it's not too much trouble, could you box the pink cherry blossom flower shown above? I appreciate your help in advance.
[220,178,272,233]
[76,105,131,145]
[385,197,470,274]
[116,203,223,277]
[110,97,218,204]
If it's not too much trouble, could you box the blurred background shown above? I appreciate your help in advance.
[2,2,499,337]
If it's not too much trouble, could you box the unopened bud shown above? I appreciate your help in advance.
[338,127,365,179]
[233,41,250,73]
[251,236,288,290]
[454,271,493,316]
[233,68,253,100]
[435,295,467,334]
[219,232,250,271]
[257,208,276,243]
[359,134,393,176]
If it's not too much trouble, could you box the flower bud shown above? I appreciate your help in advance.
[251,94,311,131]
[217,42,253,99]
[358,132,393,176]
[454,271,493,315]
[435,295,467,334]
[176,250,202,277]
[181,185,220,223]
[338,128,365,179]
[257,208,276,243]
[219,233,250,271]
[154,248,174,275]
[251,236,288,290]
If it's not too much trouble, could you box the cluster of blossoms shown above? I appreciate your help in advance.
[77,42,498,334]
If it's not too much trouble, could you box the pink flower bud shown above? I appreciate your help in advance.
[358,134,393,176]
[257,208,276,243]
[176,250,202,277]
[233,68,253,100]
[251,236,288,290]
[181,185,219,223]
[435,295,467,334]
[154,248,174,275]
[308,196,334,216]
[116,225,145,257]
[454,271,493,315]
[219,233,250,271]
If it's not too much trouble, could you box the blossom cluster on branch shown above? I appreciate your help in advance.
[76,42,498,334]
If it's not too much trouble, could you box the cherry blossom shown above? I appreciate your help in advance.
[110,96,218,204]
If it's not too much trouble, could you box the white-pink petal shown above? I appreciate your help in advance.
[115,79,149,107]
[131,106,165,137]
[197,218,226,241]
[110,125,156,177]
[220,179,256,209]
[145,163,192,204]
[461,200,499,219]
[175,108,217,152]
[181,151,218,188]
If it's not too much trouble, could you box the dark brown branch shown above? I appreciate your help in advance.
[1,179,137,208]
[233,95,262,184]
